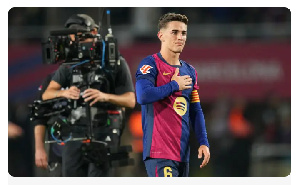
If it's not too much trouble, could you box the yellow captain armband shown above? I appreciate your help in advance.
[190,90,200,103]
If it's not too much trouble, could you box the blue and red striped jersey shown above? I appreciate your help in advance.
[135,53,206,162]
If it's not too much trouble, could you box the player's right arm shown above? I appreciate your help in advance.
[135,57,192,105]
[171,68,193,90]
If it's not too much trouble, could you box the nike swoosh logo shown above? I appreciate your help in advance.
[163,72,171,75]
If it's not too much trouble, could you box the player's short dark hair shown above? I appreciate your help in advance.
[158,13,188,31]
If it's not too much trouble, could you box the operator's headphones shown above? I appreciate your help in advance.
[65,14,99,31]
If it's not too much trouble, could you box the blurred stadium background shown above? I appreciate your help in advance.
[8,7,291,177]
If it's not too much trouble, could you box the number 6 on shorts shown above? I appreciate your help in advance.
[164,167,172,177]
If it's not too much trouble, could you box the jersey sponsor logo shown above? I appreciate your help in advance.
[163,72,171,76]
[140,65,153,74]
[173,97,187,116]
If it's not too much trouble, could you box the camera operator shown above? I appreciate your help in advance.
[42,14,135,177]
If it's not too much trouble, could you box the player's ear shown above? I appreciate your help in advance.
[157,31,164,42]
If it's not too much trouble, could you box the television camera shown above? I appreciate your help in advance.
[29,10,134,168]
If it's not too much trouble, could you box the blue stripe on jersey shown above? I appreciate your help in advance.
[175,61,193,162]
[179,67,191,161]
[142,103,154,160]
[180,115,190,161]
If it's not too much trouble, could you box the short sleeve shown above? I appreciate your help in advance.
[114,56,135,95]
[135,55,158,84]
[36,74,53,100]
[33,74,53,126]
[52,65,72,88]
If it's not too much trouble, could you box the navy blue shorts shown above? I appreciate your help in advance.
[144,158,189,177]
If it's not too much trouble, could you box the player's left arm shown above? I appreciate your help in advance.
[189,69,210,169]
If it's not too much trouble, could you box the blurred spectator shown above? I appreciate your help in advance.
[8,101,34,177]
[8,121,23,139]
[229,98,254,138]
[206,93,232,176]
[227,97,254,177]
[261,93,291,143]
[278,99,291,144]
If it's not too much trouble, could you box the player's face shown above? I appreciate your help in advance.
[159,21,187,53]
